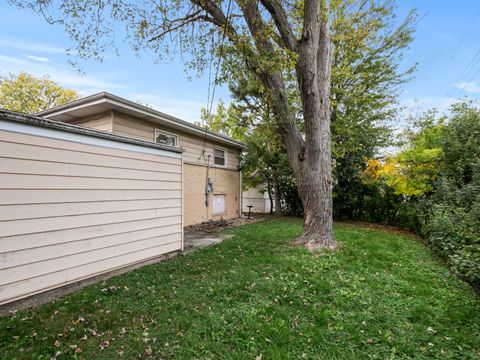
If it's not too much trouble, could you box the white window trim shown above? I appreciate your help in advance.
[154,128,179,147]
[213,146,227,167]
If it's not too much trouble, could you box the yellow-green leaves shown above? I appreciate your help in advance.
[0,72,80,114]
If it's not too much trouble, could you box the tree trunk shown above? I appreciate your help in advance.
[226,0,336,249]
[272,170,282,215]
[290,0,335,249]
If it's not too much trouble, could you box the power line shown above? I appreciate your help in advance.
[450,9,480,60]
[441,8,480,107]
[199,0,234,160]
[445,47,480,98]
[455,60,480,96]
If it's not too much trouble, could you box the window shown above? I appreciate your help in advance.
[214,146,227,166]
[155,129,178,147]
[213,194,226,215]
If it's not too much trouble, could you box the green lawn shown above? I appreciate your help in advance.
[1,220,479,359]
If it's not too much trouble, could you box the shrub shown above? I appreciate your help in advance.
[421,104,480,286]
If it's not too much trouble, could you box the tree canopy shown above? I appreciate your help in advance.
[0,72,80,114]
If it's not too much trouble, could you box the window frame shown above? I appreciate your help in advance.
[213,146,227,167]
[154,128,179,147]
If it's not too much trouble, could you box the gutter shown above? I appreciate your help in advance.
[0,109,184,154]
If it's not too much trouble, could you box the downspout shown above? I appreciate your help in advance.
[205,155,211,219]
[239,168,243,218]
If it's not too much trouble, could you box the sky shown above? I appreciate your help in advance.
[0,1,480,123]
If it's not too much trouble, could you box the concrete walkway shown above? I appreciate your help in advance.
[182,231,234,255]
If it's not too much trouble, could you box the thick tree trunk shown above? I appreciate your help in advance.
[291,1,335,249]
[227,0,335,249]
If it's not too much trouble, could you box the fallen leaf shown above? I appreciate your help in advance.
[73,316,85,325]
[144,346,153,356]
[100,340,110,349]
[54,340,61,348]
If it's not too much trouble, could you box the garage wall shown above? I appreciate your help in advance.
[0,117,183,305]
[183,164,240,225]
[243,184,269,213]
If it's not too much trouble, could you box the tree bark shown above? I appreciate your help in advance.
[198,0,336,249]
[291,0,335,249]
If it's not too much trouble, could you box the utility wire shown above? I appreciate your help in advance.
[446,47,480,98]
[441,8,480,107]
[450,9,480,60]
[199,0,234,160]
[455,61,480,96]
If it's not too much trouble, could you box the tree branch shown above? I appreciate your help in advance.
[259,0,298,51]
[148,14,208,42]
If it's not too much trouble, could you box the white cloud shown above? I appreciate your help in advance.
[25,55,51,63]
[0,53,128,93]
[400,96,457,118]
[129,92,225,123]
[0,35,67,55]
[453,81,480,93]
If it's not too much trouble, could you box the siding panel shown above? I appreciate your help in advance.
[111,111,241,169]
[0,241,180,303]
[0,124,182,305]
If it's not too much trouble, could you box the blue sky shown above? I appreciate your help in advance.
[1,1,480,123]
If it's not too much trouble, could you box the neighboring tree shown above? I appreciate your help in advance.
[367,102,480,285]
[242,117,288,216]
[364,114,444,197]
[201,100,287,215]
[329,0,417,219]
[0,72,80,113]
[13,0,337,248]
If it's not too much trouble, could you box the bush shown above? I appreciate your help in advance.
[421,104,480,286]
[277,173,303,217]
[422,178,480,284]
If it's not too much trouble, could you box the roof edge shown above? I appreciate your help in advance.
[36,92,246,150]
[0,109,184,154]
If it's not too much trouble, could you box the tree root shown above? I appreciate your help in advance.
[293,234,337,250]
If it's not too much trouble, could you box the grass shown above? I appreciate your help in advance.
[0,220,479,359]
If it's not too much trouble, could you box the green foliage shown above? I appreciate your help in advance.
[329,0,417,218]
[197,99,249,142]
[421,104,480,285]
[363,102,480,285]
[1,220,479,359]
[277,174,303,216]
[364,116,444,197]
[0,72,79,113]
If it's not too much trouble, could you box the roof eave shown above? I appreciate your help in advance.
[36,92,246,150]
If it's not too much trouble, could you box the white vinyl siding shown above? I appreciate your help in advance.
[0,120,183,305]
